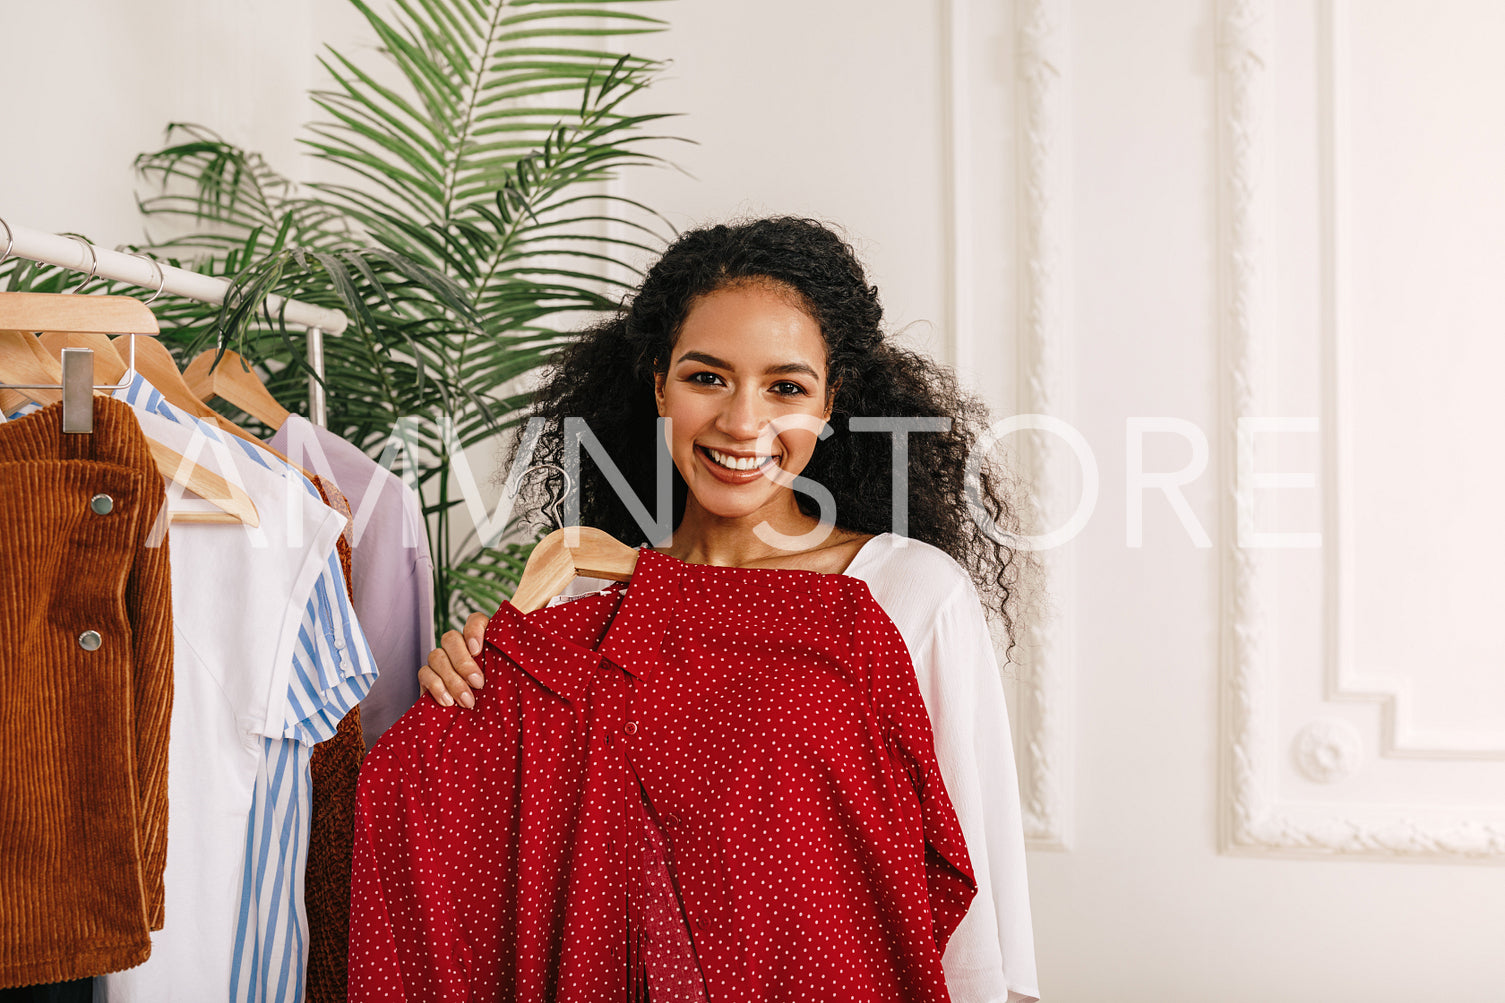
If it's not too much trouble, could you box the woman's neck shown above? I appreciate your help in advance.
[658,498,872,573]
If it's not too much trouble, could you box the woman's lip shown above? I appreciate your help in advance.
[695,444,777,484]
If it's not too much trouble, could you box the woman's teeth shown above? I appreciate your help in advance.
[706,447,771,471]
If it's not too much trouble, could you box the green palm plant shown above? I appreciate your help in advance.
[17,0,679,638]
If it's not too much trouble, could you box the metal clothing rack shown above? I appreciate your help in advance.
[0,216,348,427]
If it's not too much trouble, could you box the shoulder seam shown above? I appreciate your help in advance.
[909,576,970,656]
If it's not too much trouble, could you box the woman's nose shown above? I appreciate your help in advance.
[715,387,767,441]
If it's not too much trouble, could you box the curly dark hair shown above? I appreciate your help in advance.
[512,216,1024,643]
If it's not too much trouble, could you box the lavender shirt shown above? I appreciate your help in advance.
[270,416,435,747]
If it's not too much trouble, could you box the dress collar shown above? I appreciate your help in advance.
[484,545,853,701]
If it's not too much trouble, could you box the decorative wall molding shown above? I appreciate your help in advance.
[1292,720,1364,784]
[1317,0,1505,761]
[1012,0,1073,850]
[1217,0,1505,861]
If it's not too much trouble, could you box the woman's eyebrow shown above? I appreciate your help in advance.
[764,362,819,379]
[674,351,819,381]
[674,350,731,369]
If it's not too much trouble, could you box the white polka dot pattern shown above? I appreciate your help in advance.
[349,547,976,1001]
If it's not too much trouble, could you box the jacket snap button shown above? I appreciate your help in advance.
[90,494,114,515]
[78,630,102,651]
[623,721,638,736]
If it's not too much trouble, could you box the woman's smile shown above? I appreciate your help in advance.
[696,444,778,480]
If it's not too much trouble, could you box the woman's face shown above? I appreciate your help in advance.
[654,281,833,524]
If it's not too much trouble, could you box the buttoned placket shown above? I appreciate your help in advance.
[604,555,747,1000]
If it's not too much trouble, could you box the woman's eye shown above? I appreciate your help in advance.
[771,381,808,397]
[688,371,724,386]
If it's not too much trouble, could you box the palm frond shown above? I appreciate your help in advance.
[119,0,678,637]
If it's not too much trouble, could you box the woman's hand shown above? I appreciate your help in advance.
[418,612,490,708]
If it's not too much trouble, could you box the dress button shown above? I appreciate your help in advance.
[78,630,102,651]
[623,721,638,736]
[664,813,681,827]
[89,494,114,515]
[693,916,708,934]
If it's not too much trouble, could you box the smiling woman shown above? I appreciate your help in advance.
[406,216,1040,1002]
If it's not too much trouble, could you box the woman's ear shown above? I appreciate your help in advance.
[823,377,842,420]
[654,368,667,417]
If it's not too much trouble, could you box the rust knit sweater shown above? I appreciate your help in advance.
[0,398,173,988]
[305,475,363,1003]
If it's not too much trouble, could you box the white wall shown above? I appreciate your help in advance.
[605,0,957,367]
[0,1,324,246]
[5,1,1505,999]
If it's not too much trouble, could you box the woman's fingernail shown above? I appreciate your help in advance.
[468,673,484,688]
[438,691,454,707]
[467,637,481,656]
[459,691,475,709]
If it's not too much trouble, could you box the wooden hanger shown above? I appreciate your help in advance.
[113,334,312,479]
[0,293,258,525]
[114,332,239,425]
[39,332,128,384]
[1,298,142,412]
[0,330,63,414]
[113,333,258,447]
[2,332,125,415]
[0,293,149,416]
[140,438,260,526]
[0,291,160,334]
[509,526,640,614]
[184,348,290,431]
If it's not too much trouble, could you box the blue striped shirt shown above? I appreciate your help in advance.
[112,375,379,1002]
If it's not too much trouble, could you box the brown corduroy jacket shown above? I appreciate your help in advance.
[0,398,174,988]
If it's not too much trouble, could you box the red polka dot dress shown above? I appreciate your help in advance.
[349,548,976,1002]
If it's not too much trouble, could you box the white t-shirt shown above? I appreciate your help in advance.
[99,408,346,1003]
[565,532,1039,1002]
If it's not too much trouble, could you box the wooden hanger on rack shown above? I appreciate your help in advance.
[114,334,312,479]
[114,334,248,429]
[38,331,128,383]
[0,290,159,335]
[509,526,640,614]
[183,348,290,431]
[0,331,61,414]
[1,332,126,413]
[0,292,259,526]
[0,293,144,414]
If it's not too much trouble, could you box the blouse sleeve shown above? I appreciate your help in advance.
[861,593,978,953]
[917,582,1041,1003]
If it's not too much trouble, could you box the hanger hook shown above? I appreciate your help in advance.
[67,235,99,295]
[0,217,13,267]
[129,252,167,306]
[518,462,575,533]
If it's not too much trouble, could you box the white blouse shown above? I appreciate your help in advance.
[564,532,1040,1002]
[844,533,1039,1003]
